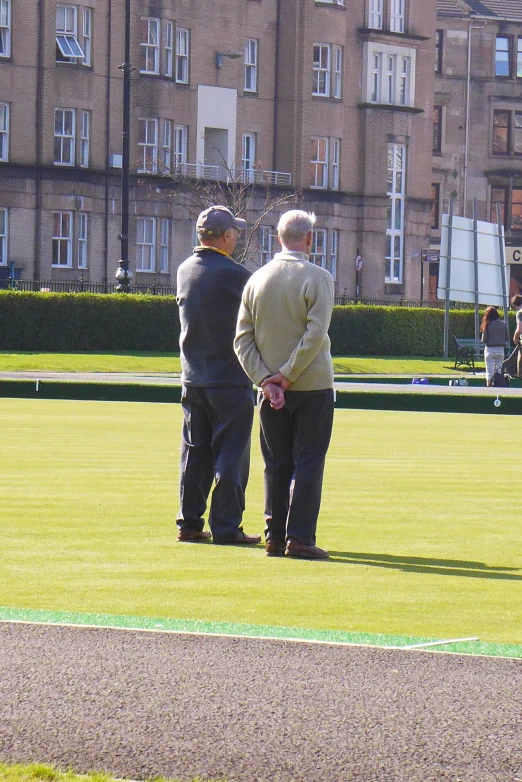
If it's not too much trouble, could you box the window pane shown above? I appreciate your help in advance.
[490,188,506,224]
[512,189,522,230]
[493,111,509,154]
[514,113,522,155]
[496,37,511,77]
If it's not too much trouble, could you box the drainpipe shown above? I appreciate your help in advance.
[103,0,112,286]
[34,0,44,283]
[272,0,281,172]
[462,18,487,218]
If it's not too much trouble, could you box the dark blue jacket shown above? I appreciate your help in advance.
[177,247,252,386]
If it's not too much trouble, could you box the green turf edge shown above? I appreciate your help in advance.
[1,606,521,659]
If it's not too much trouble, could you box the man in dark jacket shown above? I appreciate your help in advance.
[176,205,261,546]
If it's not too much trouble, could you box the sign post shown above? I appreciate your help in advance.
[355,251,363,299]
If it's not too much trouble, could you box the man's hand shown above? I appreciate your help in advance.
[262,373,292,391]
[262,382,286,410]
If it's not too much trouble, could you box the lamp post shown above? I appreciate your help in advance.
[115,0,133,292]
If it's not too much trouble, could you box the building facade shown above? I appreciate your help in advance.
[432,0,522,299]
[0,0,436,298]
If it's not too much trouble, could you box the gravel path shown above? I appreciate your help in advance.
[1,622,521,782]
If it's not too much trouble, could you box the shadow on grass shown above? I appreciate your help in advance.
[328,551,522,580]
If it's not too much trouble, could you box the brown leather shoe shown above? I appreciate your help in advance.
[177,528,212,542]
[285,539,329,560]
[265,540,286,557]
[232,527,262,545]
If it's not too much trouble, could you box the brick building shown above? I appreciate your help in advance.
[432,0,522,299]
[0,0,436,299]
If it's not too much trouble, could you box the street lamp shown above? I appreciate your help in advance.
[116,0,133,293]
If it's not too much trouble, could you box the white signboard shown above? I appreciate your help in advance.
[437,214,508,307]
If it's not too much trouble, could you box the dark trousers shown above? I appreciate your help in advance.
[259,389,334,547]
[177,385,254,543]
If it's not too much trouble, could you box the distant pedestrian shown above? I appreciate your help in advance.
[480,305,509,386]
[176,205,261,546]
[511,294,522,346]
[235,209,334,560]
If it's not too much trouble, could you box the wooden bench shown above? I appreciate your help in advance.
[452,336,485,373]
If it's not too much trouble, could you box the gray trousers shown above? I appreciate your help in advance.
[259,389,334,547]
[176,385,254,543]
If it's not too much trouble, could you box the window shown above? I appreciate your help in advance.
[313,44,331,96]
[138,118,158,173]
[496,37,511,78]
[136,217,156,272]
[0,102,9,161]
[140,18,159,74]
[245,39,258,92]
[0,0,11,58]
[431,183,440,230]
[518,38,522,79]
[165,21,173,77]
[369,0,383,29]
[435,29,443,74]
[491,187,522,231]
[329,229,338,280]
[160,218,170,273]
[311,137,328,188]
[334,46,343,99]
[259,226,273,265]
[433,105,442,154]
[56,5,85,61]
[52,211,73,267]
[0,208,7,265]
[78,212,88,269]
[492,110,522,156]
[82,8,92,67]
[242,133,256,179]
[176,28,189,83]
[331,138,340,190]
[363,42,415,107]
[174,124,188,168]
[310,229,327,268]
[491,187,506,226]
[54,108,75,165]
[386,143,406,283]
[390,0,404,33]
[80,110,89,167]
[162,120,172,173]
[316,0,345,4]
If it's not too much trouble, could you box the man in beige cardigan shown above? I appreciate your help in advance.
[234,210,334,560]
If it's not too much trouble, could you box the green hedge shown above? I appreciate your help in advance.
[0,291,515,355]
[0,291,180,351]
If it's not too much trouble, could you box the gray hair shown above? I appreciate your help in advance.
[277,210,316,245]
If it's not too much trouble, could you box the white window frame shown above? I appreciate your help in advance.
[82,8,92,66]
[56,5,85,60]
[54,107,76,165]
[78,212,88,269]
[52,211,73,268]
[259,226,273,266]
[331,138,340,191]
[80,110,89,167]
[138,118,158,174]
[334,46,343,99]
[363,42,416,107]
[386,143,406,283]
[245,39,258,92]
[0,0,11,58]
[390,0,405,33]
[165,21,173,77]
[329,229,338,280]
[174,124,188,168]
[0,207,7,266]
[136,216,156,272]
[176,28,189,84]
[140,17,159,74]
[162,120,172,174]
[311,137,328,189]
[160,218,170,273]
[369,0,383,30]
[310,228,327,268]
[0,102,9,162]
[242,132,256,179]
[313,43,331,97]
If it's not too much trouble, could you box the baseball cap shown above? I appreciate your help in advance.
[196,205,247,235]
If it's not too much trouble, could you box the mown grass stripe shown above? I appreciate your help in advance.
[1,607,521,659]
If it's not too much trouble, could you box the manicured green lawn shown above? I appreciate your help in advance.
[0,351,477,375]
[0,763,217,782]
[0,398,520,644]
